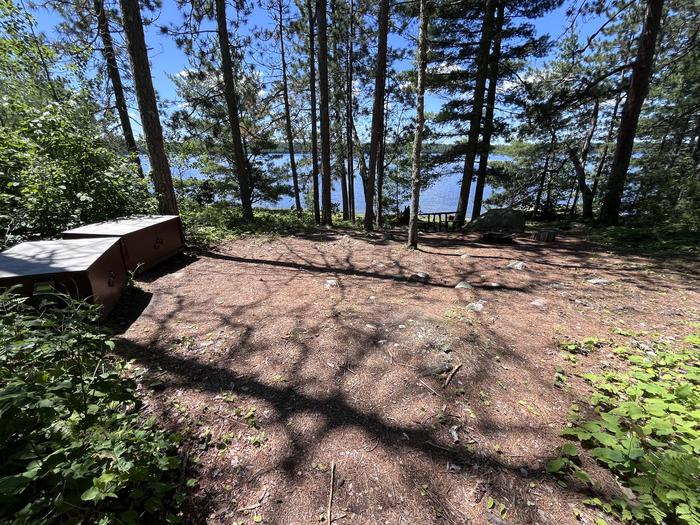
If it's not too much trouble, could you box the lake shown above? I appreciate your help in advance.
[170,153,494,217]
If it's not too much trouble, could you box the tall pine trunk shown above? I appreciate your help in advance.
[317,0,333,225]
[307,0,321,224]
[215,0,253,222]
[408,0,429,248]
[454,0,496,226]
[599,0,664,225]
[376,104,388,228]
[471,1,503,220]
[568,100,599,220]
[118,0,178,214]
[346,0,355,222]
[330,0,348,220]
[278,0,301,214]
[592,94,622,199]
[364,0,391,231]
[94,0,143,178]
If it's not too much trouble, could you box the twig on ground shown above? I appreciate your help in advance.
[332,513,348,522]
[327,461,335,524]
[418,379,439,396]
[237,502,262,512]
[425,440,455,453]
[444,363,462,388]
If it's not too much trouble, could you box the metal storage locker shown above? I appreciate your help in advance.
[0,237,127,315]
[63,215,185,273]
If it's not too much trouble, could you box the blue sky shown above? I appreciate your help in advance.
[32,0,586,127]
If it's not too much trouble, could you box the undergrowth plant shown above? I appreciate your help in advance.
[548,334,700,525]
[0,291,184,524]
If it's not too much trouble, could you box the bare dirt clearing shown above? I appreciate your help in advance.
[110,230,699,525]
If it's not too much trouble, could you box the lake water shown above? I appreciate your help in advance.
[170,153,494,216]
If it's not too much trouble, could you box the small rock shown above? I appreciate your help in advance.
[398,324,406,329]
[507,260,528,270]
[586,278,610,285]
[325,279,339,288]
[460,253,470,259]
[455,281,473,289]
[446,462,462,473]
[368,295,377,300]
[366,324,377,330]
[484,282,501,288]
[449,425,461,443]
[410,271,430,283]
[466,300,485,312]
[530,298,547,308]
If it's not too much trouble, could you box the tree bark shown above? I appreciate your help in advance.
[471,1,504,220]
[118,0,178,214]
[307,0,321,224]
[278,0,301,214]
[317,0,333,225]
[93,0,143,178]
[364,0,391,231]
[454,0,496,226]
[533,132,556,218]
[568,99,599,220]
[408,0,429,248]
[346,0,355,222]
[214,0,253,221]
[599,0,664,225]
[376,102,388,228]
[592,93,622,199]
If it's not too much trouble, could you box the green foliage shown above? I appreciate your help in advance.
[548,334,700,525]
[0,291,183,524]
[589,223,700,255]
[179,200,357,248]
[0,100,154,247]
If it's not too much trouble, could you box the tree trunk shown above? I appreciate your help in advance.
[329,0,348,221]
[278,0,301,214]
[376,103,388,228]
[317,0,333,225]
[364,0,391,231]
[307,0,321,224]
[454,0,496,226]
[346,0,355,222]
[214,0,253,221]
[599,0,664,225]
[533,132,556,218]
[408,0,429,248]
[93,0,143,178]
[118,0,178,214]
[471,1,504,221]
[568,99,599,220]
[592,93,622,199]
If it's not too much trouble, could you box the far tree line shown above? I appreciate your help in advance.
[2,0,697,247]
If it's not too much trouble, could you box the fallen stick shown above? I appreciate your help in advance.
[327,461,335,524]
[237,502,262,512]
[443,363,462,388]
[418,379,439,396]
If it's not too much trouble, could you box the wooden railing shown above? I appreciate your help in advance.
[417,211,458,232]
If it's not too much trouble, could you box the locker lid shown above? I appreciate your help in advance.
[62,215,180,236]
[0,238,121,278]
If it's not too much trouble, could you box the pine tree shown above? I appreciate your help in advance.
[118,0,178,214]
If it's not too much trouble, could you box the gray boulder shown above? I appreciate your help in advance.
[464,208,526,233]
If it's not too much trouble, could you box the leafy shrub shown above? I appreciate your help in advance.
[179,200,357,248]
[0,291,183,524]
[548,335,700,524]
[0,99,155,248]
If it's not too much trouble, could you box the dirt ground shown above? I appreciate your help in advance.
[110,229,699,525]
